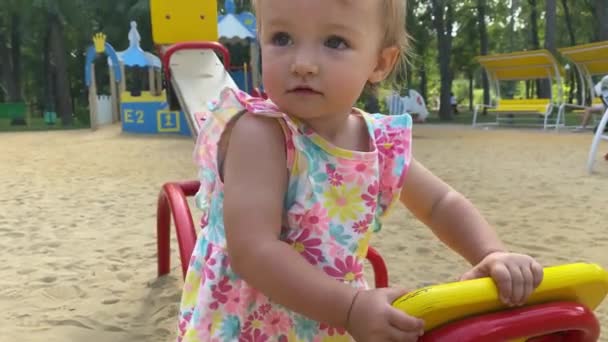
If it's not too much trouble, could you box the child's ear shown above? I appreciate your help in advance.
[369,46,400,84]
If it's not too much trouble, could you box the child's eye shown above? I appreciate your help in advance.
[271,32,292,46]
[325,36,349,49]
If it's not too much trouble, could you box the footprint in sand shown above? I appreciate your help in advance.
[39,276,57,284]
[41,285,87,301]
[48,317,127,333]
[116,272,132,282]
[46,319,93,330]
[17,268,36,275]
[415,247,431,255]
[4,232,26,239]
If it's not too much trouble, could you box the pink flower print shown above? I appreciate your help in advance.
[353,214,374,234]
[326,164,344,186]
[375,128,406,160]
[319,323,347,336]
[361,181,379,208]
[263,310,292,336]
[327,237,345,260]
[241,285,261,306]
[380,166,398,194]
[259,303,272,316]
[242,311,269,342]
[337,160,375,186]
[203,260,216,281]
[196,314,213,339]
[291,230,324,265]
[178,312,193,338]
[203,247,217,281]
[223,288,242,314]
[199,212,209,229]
[209,276,232,310]
[299,203,330,236]
[323,256,363,282]
[352,219,369,234]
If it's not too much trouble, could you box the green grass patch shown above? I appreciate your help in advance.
[0,116,90,133]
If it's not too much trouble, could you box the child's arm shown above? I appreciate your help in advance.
[399,159,505,264]
[222,114,354,327]
[399,159,543,305]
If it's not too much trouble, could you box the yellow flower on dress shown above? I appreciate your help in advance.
[356,230,373,259]
[324,185,364,222]
[210,312,223,336]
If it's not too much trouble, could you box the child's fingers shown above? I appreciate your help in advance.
[387,327,422,342]
[490,263,512,304]
[506,263,524,305]
[388,307,424,332]
[519,264,535,305]
[531,261,544,288]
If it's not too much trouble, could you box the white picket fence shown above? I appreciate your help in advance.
[96,95,113,126]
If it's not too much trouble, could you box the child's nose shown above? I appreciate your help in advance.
[291,62,319,77]
[290,53,319,77]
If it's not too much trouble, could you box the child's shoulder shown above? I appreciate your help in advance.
[358,110,413,137]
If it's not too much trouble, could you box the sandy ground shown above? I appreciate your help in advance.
[1,123,607,342]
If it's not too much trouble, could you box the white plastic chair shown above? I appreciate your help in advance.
[586,79,608,174]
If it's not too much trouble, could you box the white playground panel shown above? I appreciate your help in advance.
[162,46,238,138]
[587,76,608,174]
[385,89,429,121]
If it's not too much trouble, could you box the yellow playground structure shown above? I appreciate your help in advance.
[473,49,565,130]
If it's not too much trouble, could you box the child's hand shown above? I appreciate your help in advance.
[346,288,424,342]
[460,252,544,306]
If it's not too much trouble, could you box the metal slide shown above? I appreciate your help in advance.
[160,42,238,139]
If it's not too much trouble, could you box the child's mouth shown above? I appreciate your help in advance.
[289,86,322,95]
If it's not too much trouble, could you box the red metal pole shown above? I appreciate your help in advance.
[156,181,200,279]
[160,42,231,82]
[366,246,389,288]
[157,189,172,277]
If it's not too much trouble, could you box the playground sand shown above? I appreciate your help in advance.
[1,124,607,341]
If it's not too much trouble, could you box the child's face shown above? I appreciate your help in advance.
[258,0,395,120]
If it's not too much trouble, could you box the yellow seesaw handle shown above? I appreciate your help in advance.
[392,263,608,332]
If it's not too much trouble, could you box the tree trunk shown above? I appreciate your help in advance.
[508,0,518,50]
[599,0,608,40]
[431,0,455,120]
[0,14,21,102]
[0,24,12,99]
[48,13,74,126]
[541,0,556,99]
[9,12,22,102]
[560,0,582,104]
[420,64,427,102]
[477,0,490,111]
[528,0,542,98]
[43,24,55,113]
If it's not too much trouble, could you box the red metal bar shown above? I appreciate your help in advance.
[420,302,600,342]
[156,181,200,279]
[160,42,231,82]
[367,246,389,288]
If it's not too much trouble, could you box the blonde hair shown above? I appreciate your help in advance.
[252,0,410,87]
[380,0,410,88]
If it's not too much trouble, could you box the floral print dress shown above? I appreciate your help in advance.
[177,88,413,341]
